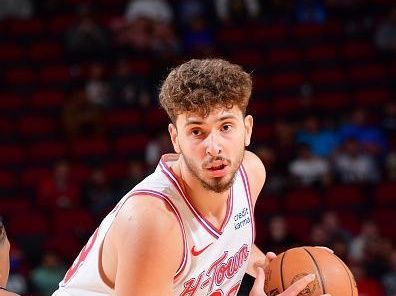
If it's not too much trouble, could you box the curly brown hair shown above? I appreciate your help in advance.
[159,59,252,123]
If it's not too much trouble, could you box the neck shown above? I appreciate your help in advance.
[175,156,230,219]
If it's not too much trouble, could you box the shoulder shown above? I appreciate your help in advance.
[113,194,183,246]
[242,151,266,203]
[108,194,184,291]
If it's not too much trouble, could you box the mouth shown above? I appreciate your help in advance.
[207,164,226,171]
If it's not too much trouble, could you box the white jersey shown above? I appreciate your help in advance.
[53,154,255,296]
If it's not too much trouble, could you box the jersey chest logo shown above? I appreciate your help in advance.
[180,244,249,296]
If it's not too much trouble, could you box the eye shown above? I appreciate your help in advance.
[221,124,232,132]
[191,129,202,136]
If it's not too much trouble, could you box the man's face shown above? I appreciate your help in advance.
[169,106,253,193]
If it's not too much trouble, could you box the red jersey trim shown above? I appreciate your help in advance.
[159,158,233,239]
[128,190,188,279]
[240,165,256,243]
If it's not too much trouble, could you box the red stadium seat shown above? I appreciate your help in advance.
[8,18,45,37]
[115,133,150,156]
[0,145,25,167]
[29,42,63,62]
[285,188,321,214]
[104,108,142,131]
[20,166,52,189]
[251,24,288,44]
[337,212,362,235]
[144,108,170,131]
[248,99,271,117]
[0,93,24,113]
[229,50,263,68]
[285,215,313,243]
[71,136,110,160]
[28,140,67,163]
[71,163,91,184]
[217,27,247,45]
[9,211,49,236]
[0,117,16,138]
[309,67,347,86]
[353,88,390,108]
[291,24,325,40]
[371,209,396,238]
[314,92,350,111]
[255,194,280,217]
[0,43,24,63]
[6,68,35,85]
[324,184,365,211]
[348,63,386,84]
[374,181,396,208]
[53,209,95,237]
[31,89,66,111]
[271,72,305,90]
[253,123,274,142]
[45,233,82,262]
[19,116,58,139]
[267,47,301,67]
[0,198,30,218]
[38,65,71,84]
[48,15,78,35]
[341,41,376,61]
[304,44,338,63]
[272,96,301,116]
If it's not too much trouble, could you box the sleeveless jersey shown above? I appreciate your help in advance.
[52,154,255,296]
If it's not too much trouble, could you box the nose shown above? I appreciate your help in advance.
[205,132,222,156]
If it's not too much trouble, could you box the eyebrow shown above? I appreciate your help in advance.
[184,115,238,127]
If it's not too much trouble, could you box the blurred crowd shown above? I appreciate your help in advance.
[0,0,395,295]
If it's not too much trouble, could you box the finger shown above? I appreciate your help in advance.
[314,246,334,254]
[283,274,315,295]
[266,251,277,260]
[251,267,265,293]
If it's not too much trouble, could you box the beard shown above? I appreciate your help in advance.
[181,148,245,193]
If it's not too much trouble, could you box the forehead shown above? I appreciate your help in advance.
[176,105,243,127]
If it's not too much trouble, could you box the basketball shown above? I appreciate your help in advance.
[264,246,358,296]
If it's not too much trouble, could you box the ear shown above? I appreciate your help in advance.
[168,123,181,154]
[244,115,253,147]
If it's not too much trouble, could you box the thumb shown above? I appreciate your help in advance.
[249,267,266,296]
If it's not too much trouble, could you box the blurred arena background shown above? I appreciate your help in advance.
[0,0,395,295]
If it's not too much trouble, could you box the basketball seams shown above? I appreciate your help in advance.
[303,247,326,294]
[333,254,354,296]
[280,251,286,292]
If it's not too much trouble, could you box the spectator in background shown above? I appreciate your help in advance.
[110,58,151,108]
[83,167,116,217]
[0,0,33,20]
[177,1,215,55]
[30,251,67,296]
[296,115,339,158]
[273,119,297,167]
[117,160,146,196]
[294,0,327,24]
[62,87,104,139]
[125,0,173,24]
[333,137,380,183]
[37,161,81,211]
[350,261,385,296]
[214,0,260,23]
[65,5,109,61]
[310,224,331,247]
[375,7,396,53]
[382,248,396,296]
[85,62,111,107]
[382,101,396,137]
[255,145,286,195]
[321,211,352,247]
[145,130,173,170]
[349,221,380,262]
[6,245,27,295]
[338,109,388,158]
[289,143,331,186]
[264,216,298,255]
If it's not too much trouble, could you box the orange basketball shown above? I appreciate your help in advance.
[264,246,358,296]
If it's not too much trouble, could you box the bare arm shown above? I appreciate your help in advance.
[111,195,184,295]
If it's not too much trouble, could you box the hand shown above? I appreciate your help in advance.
[249,250,332,296]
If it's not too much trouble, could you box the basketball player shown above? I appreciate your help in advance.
[0,221,17,296]
[0,59,331,296]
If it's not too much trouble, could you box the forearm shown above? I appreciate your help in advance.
[246,244,267,278]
